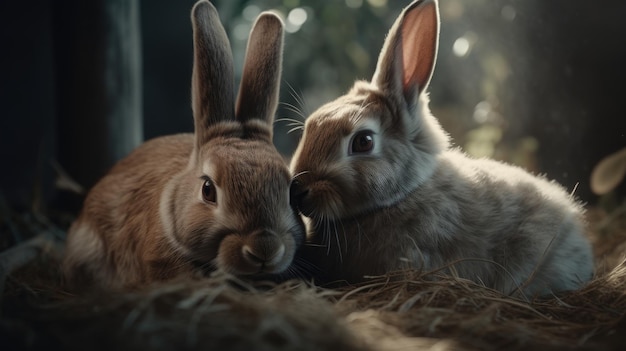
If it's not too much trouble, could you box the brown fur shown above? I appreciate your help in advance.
[65,135,194,286]
[63,1,304,289]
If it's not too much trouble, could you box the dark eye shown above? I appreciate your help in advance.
[349,130,375,154]
[202,177,216,204]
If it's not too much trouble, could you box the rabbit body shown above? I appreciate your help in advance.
[290,0,593,297]
[63,1,304,289]
[298,132,591,296]
[65,135,194,286]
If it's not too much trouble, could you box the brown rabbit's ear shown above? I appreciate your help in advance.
[235,12,284,133]
[191,0,235,146]
[371,0,439,109]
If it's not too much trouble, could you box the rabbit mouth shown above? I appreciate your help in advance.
[214,230,296,276]
[186,233,294,277]
[241,243,288,273]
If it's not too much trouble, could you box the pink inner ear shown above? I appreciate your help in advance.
[401,2,438,91]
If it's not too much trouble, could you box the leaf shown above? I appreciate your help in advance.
[590,147,626,195]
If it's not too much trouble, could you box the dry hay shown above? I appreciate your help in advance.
[1,204,626,351]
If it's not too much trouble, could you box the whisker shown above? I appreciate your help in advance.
[275,117,305,125]
[349,100,374,124]
[285,122,304,128]
[278,103,308,120]
[282,263,303,281]
[324,216,332,256]
[283,109,306,121]
[284,80,308,116]
[353,214,371,246]
[291,170,310,180]
[332,219,343,263]
[287,126,304,134]
[291,256,321,280]
[355,218,362,252]
[338,218,348,256]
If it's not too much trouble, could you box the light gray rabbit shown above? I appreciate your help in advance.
[63,1,304,289]
[290,0,593,297]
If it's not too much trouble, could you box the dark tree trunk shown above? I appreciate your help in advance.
[524,0,626,202]
[54,0,143,196]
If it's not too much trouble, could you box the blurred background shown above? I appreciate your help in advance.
[1,0,625,216]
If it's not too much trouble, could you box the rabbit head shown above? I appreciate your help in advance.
[63,1,304,287]
[290,0,449,221]
[160,1,304,276]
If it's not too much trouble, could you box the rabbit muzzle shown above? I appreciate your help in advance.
[217,228,294,275]
[241,230,286,269]
[289,175,345,220]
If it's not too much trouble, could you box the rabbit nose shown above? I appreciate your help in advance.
[242,244,285,267]
[242,231,286,267]
[290,179,309,211]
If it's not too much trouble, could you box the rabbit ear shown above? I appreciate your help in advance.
[371,0,439,108]
[235,12,284,134]
[191,1,235,146]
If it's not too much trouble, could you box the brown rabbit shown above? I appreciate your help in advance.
[63,0,304,289]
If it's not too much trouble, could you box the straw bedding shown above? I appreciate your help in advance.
[1,205,625,351]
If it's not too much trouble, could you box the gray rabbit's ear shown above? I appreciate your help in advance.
[235,12,284,136]
[371,0,439,110]
[191,0,235,147]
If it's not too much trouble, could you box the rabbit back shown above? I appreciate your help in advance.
[64,134,195,287]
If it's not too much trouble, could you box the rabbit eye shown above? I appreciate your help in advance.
[350,130,375,154]
[201,177,216,204]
